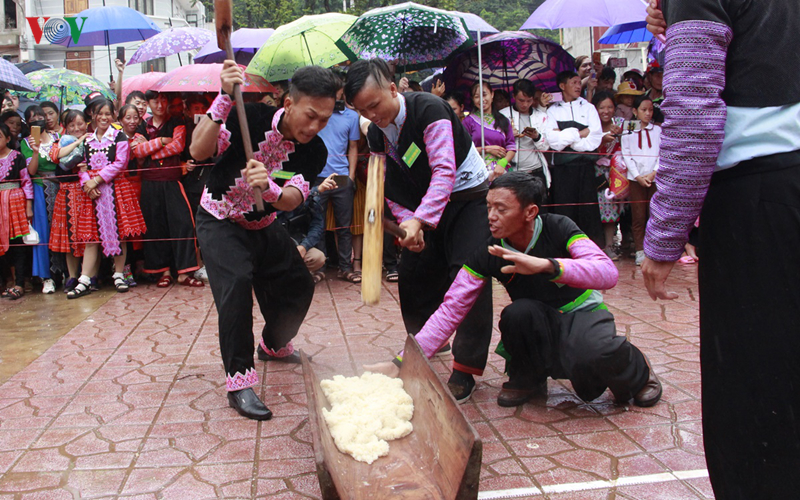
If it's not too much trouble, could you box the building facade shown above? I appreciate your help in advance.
[561,26,649,86]
[8,0,205,81]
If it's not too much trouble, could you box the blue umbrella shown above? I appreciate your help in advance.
[599,21,653,45]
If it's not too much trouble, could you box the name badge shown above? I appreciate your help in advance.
[270,170,295,180]
[402,142,421,168]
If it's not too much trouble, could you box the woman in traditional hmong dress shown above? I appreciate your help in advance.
[0,123,33,299]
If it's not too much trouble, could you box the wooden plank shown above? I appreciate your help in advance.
[361,154,385,305]
[301,335,482,499]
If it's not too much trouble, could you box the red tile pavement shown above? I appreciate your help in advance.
[0,260,713,498]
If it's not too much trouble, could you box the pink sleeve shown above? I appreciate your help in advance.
[415,119,457,228]
[553,236,618,290]
[97,139,128,183]
[134,137,162,158]
[19,166,33,199]
[79,170,90,185]
[387,199,414,224]
[152,125,186,160]
[412,268,487,359]
[217,125,231,156]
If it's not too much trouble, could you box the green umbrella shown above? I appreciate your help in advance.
[336,2,473,72]
[247,13,356,82]
[17,68,116,108]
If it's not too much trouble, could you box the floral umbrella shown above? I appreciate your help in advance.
[151,64,276,94]
[247,13,355,82]
[335,2,473,72]
[17,68,116,108]
[441,31,575,99]
[128,27,215,65]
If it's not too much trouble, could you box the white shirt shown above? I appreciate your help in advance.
[378,93,406,147]
[500,105,549,172]
[545,98,603,152]
[621,123,661,180]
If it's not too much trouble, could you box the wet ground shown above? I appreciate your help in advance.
[0,259,712,499]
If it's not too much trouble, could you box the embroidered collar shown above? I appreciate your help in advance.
[501,216,543,254]
[90,126,116,144]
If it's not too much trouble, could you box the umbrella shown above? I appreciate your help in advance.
[520,0,648,30]
[128,27,215,65]
[194,28,275,65]
[17,68,116,108]
[599,21,653,45]
[121,72,166,101]
[53,5,162,82]
[0,59,35,92]
[441,31,575,97]
[151,64,276,94]
[247,13,355,82]
[336,2,473,72]
[452,11,498,41]
[15,61,51,75]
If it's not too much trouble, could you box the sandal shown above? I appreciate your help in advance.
[67,281,91,299]
[341,270,362,284]
[113,274,129,293]
[385,270,399,282]
[3,287,23,300]
[156,275,174,288]
[178,276,204,287]
[312,271,325,284]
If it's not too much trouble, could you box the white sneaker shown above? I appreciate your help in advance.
[194,266,209,282]
[635,251,645,266]
[42,278,56,294]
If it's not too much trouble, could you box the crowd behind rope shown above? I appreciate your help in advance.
[0,54,695,300]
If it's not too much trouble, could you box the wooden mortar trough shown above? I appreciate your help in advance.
[301,335,483,499]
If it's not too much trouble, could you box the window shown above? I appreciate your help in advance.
[142,57,165,74]
[129,0,153,16]
[4,0,16,29]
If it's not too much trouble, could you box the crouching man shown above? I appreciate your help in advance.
[367,172,661,407]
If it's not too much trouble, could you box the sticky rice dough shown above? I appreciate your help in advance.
[320,372,414,464]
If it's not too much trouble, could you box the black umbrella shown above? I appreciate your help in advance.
[15,61,52,74]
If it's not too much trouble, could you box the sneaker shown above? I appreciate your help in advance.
[603,247,619,261]
[447,370,476,404]
[635,250,645,266]
[194,266,209,282]
[41,278,56,294]
[434,342,452,357]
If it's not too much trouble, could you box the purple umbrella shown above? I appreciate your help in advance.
[441,31,574,100]
[0,58,34,91]
[128,27,214,65]
[193,28,275,65]
[521,0,648,30]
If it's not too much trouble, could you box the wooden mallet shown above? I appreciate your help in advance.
[361,154,406,305]
[215,0,264,212]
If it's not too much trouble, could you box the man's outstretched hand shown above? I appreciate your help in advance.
[642,257,679,300]
[488,245,555,275]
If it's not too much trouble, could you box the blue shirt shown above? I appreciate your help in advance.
[317,107,361,178]
[717,103,800,170]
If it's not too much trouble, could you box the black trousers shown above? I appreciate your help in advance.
[196,208,314,383]
[398,196,493,375]
[3,240,28,288]
[314,176,354,272]
[549,157,603,246]
[499,299,649,402]
[140,180,199,274]
[698,155,800,499]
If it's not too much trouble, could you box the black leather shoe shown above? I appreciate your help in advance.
[497,380,548,407]
[447,370,476,404]
[227,388,273,420]
[257,345,307,364]
[633,354,662,407]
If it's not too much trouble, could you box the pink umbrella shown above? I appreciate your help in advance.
[150,64,276,93]
[121,71,166,101]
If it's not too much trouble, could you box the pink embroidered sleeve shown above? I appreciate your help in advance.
[19,166,33,200]
[416,119,457,228]
[97,139,129,184]
[217,125,231,156]
[208,94,233,123]
[413,267,487,359]
[553,236,618,290]
[644,20,732,262]
[283,175,310,201]
[387,199,414,224]
[152,125,186,160]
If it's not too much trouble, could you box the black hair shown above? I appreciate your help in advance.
[183,93,208,108]
[591,90,616,108]
[512,79,538,98]
[556,71,579,89]
[289,66,340,101]
[125,90,146,103]
[61,109,87,130]
[408,81,423,92]
[24,105,45,123]
[470,81,510,134]
[40,101,59,116]
[344,58,394,104]
[1,96,11,106]
[599,67,616,82]
[144,90,162,101]
[489,171,546,208]
[92,99,116,118]
[632,94,653,110]
[0,110,21,123]
[574,55,589,71]
[118,104,140,122]
[444,92,465,107]
[0,122,10,142]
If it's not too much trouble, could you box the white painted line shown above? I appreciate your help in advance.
[478,469,709,499]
